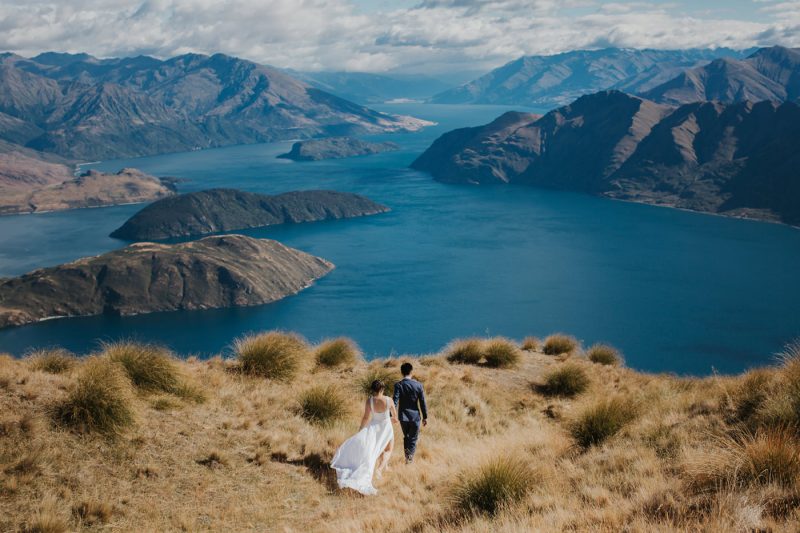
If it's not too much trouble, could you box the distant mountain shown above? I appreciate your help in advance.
[644,46,800,105]
[0,52,431,161]
[430,48,750,107]
[412,91,800,225]
[291,71,454,104]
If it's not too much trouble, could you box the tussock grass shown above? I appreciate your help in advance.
[542,334,579,355]
[445,338,484,365]
[570,396,638,447]
[539,364,590,397]
[298,385,348,426]
[315,337,362,368]
[53,358,135,435]
[483,338,521,368]
[587,344,622,366]
[452,456,534,515]
[235,331,311,381]
[520,337,539,351]
[27,349,76,374]
[687,428,800,490]
[72,501,112,526]
[357,366,398,396]
[103,341,180,393]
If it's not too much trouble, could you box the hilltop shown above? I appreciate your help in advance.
[2,333,800,532]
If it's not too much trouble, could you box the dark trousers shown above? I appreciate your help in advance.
[400,420,420,459]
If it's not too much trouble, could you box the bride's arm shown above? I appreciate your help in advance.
[389,398,398,422]
[358,398,371,431]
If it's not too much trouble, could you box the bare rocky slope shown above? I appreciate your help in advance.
[412,90,800,225]
[110,189,390,240]
[0,234,333,329]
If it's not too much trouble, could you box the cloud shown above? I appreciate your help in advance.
[0,0,797,74]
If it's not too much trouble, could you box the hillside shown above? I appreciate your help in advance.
[1,334,800,532]
[644,46,800,105]
[0,235,333,329]
[110,189,390,241]
[430,48,748,107]
[0,52,431,161]
[412,91,800,225]
[0,168,175,216]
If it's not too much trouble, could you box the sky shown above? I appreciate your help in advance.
[0,0,798,75]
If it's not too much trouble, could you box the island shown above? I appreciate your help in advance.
[109,188,390,241]
[277,137,399,161]
[0,167,176,215]
[0,234,333,329]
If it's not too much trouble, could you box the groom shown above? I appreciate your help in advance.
[393,362,428,464]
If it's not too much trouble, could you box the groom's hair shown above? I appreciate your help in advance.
[401,362,413,376]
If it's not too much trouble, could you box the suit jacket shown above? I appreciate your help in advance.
[393,377,427,423]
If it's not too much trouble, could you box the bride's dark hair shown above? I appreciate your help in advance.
[370,380,385,394]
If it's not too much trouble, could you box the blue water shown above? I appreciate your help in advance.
[0,103,798,375]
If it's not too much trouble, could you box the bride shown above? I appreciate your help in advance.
[330,379,396,495]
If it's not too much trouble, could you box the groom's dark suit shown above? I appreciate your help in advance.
[393,377,427,461]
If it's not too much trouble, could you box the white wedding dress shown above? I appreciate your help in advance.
[330,396,394,495]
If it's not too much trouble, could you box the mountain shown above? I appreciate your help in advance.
[644,46,800,105]
[110,189,390,240]
[277,137,399,161]
[291,71,454,104]
[430,48,750,107]
[0,234,333,329]
[0,168,175,216]
[412,91,800,225]
[0,52,431,161]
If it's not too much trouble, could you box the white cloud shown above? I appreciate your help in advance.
[0,0,797,74]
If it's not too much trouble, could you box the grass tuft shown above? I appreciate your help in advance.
[53,357,135,436]
[72,501,112,526]
[315,337,362,368]
[445,338,484,365]
[520,337,539,351]
[235,331,311,381]
[452,456,534,515]
[587,344,622,366]
[542,334,579,355]
[103,341,181,394]
[298,385,348,426]
[539,364,590,397]
[483,338,521,368]
[357,366,398,396]
[570,396,638,448]
[27,349,76,374]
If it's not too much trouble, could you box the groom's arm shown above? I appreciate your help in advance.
[393,381,400,408]
[419,384,428,424]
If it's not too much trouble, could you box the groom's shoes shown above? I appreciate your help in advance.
[405,456,413,464]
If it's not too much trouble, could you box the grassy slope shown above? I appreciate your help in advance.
[1,338,799,532]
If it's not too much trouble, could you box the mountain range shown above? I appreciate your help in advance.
[0,51,431,162]
[412,90,800,225]
[430,48,751,107]
[290,70,455,104]
[643,46,800,105]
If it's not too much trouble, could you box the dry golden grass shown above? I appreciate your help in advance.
[2,335,800,532]
[234,330,311,380]
[26,349,76,375]
[587,344,623,366]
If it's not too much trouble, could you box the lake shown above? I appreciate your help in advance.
[0,103,798,375]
